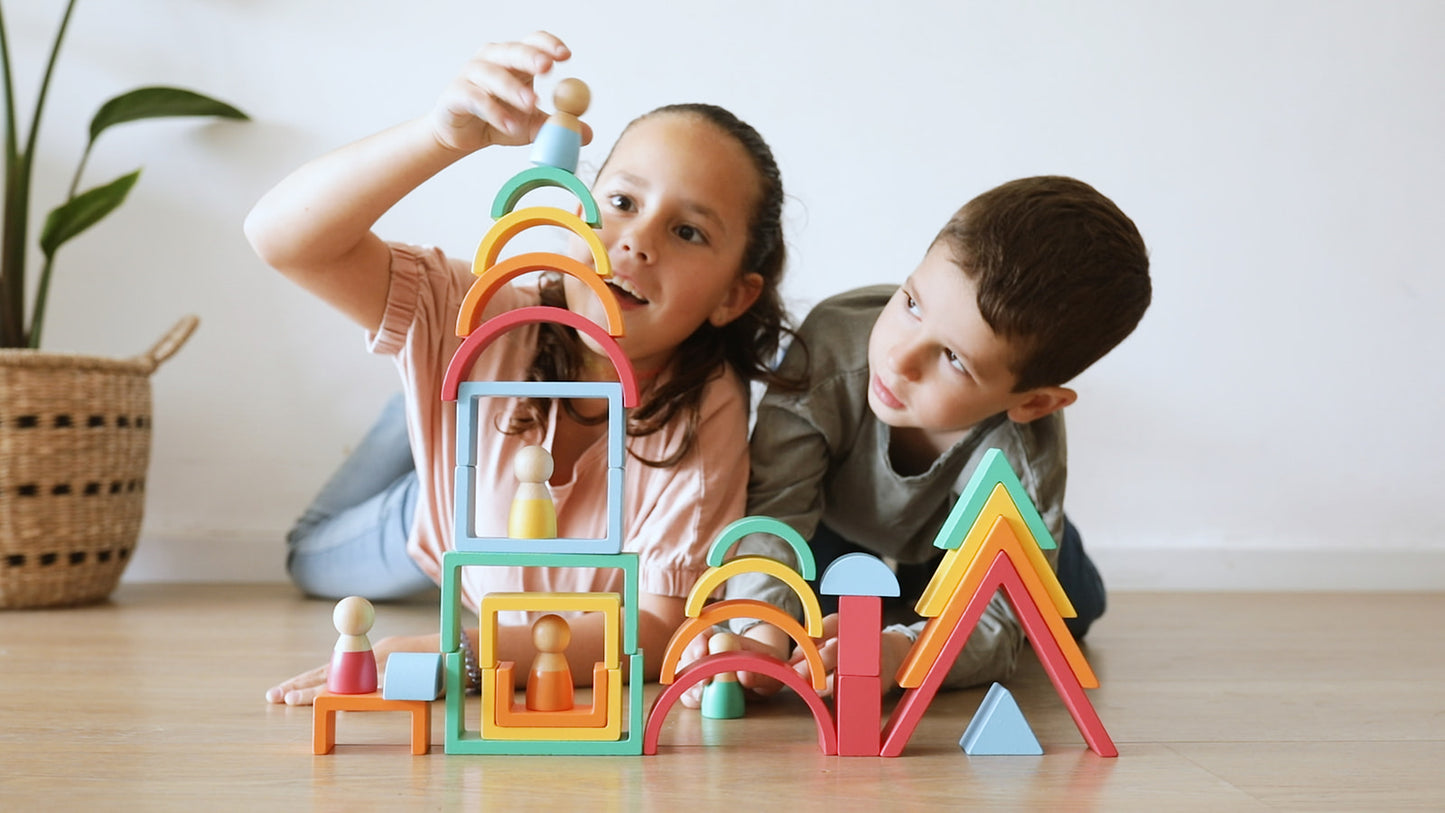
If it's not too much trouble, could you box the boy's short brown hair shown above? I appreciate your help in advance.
[934,175,1151,391]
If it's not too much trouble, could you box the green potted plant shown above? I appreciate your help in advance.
[0,1,249,607]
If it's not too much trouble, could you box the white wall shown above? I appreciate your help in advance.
[10,1,1442,588]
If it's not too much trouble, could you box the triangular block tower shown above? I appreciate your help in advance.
[959,682,1043,755]
[880,448,1117,757]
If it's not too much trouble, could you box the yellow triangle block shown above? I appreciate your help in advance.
[897,515,1098,689]
[915,483,1074,619]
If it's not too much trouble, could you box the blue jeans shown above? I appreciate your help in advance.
[285,394,434,600]
[807,517,1106,639]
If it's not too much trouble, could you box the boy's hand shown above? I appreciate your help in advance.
[430,31,594,154]
[787,615,917,697]
[675,624,792,708]
[264,632,435,706]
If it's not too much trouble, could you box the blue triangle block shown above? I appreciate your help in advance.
[960,683,1043,755]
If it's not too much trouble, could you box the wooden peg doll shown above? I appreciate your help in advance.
[529,78,590,173]
[327,596,378,694]
[526,614,575,712]
[508,445,558,539]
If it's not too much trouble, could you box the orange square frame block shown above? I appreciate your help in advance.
[312,691,432,755]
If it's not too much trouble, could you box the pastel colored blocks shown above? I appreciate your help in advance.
[960,683,1043,756]
[313,692,432,755]
[383,652,444,701]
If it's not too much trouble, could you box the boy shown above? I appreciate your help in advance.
[720,175,1150,695]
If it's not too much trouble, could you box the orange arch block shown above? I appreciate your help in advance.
[456,253,624,339]
[474,207,610,283]
[658,599,827,692]
[685,557,824,637]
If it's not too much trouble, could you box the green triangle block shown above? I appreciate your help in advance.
[936,448,1056,551]
[960,682,1043,755]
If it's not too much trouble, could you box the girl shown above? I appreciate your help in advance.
[246,32,791,705]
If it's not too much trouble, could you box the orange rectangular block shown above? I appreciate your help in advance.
[312,691,431,755]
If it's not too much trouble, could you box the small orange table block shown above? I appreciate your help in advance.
[312,691,432,755]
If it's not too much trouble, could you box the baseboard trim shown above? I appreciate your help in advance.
[1090,547,1445,591]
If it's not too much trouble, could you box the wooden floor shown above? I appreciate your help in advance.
[1,585,1441,811]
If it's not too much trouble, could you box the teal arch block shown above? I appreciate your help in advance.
[960,682,1043,755]
[492,164,600,226]
[705,515,816,579]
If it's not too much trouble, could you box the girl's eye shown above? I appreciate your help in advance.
[607,194,635,212]
[675,224,706,244]
[905,294,920,316]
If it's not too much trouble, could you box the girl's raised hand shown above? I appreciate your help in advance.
[429,31,592,154]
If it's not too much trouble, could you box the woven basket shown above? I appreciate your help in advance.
[0,316,198,609]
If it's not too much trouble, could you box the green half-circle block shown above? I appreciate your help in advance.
[491,165,601,227]
[705,515,815,579]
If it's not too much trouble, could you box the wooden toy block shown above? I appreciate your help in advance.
[455,380,625,468]
[880,551,1116,757]
[508,446,558,539]
[700,634,746,719]
[836,594,882,678]
[960,683,1043,756]
[946,447,1058,551]
[312,692,431,755]
[898,516,1097,690]
[473,206,611,286]
[442,306,639,407]
[644,650,837,755]
[457,252,624,339]
[834,673,882,756]
[685,556,825,637]
[382,651,444,701]
[819,552,901,597]
[454,466,622,556]
[446,651,644,756]
[478,592,621,670]
[490,662,615,728]
[528,79,590,173]
[660,598,827,691]
[705,515,817,579]
[326,596,378,695]
[491,164,601,226]
[482,663,621,740]
[916,483,1073,619]
[440,551,639,658]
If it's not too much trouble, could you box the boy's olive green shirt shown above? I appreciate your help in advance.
[729,285,1067,690]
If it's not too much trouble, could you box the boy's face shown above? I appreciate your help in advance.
[867,244,1053,440]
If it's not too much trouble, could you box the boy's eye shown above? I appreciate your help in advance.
[607,194,635,212]
[945,349,968,374]
[675,224,706,244]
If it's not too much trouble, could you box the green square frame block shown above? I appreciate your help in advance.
[383,652,445,701]
[960,682,1043,755]
[937,448,1056,551]
[440,551,641,658]
[446,651,645,755]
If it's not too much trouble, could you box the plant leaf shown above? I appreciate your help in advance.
[90,86,249,142]
[39,170,141,259]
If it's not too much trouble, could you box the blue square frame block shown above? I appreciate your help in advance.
[383,651,445,701]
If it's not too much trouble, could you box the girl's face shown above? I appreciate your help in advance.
[565,112,764,376]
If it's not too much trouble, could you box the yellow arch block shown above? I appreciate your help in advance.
[916,483,1074,619]
[456,252,624,339]
[685,556,824,637]
[473,207,611,284]
[658,599,827,691]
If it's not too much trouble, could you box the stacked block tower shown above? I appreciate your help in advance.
[645,449,1117,758]
[437,79,648,755]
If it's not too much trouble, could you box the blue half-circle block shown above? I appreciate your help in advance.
[818,552,901,597]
